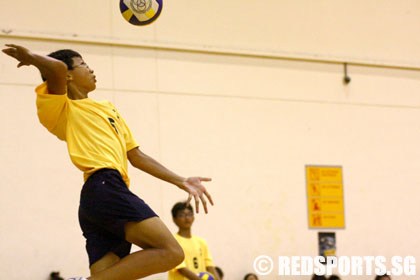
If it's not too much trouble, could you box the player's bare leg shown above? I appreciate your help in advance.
[89,217,184,280]
[90,252,120,274]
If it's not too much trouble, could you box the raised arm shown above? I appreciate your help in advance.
[2,44,67,95]
[127,147,214,213]
[177,268,202,280]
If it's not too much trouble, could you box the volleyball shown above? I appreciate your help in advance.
[198,272,215,280]
[120,0,163,26]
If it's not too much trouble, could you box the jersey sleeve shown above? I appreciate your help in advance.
[201,238,215,267]
[119,112,139,151]
[35,82,68,141]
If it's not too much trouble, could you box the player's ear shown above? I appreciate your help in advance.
[66,73,73,81]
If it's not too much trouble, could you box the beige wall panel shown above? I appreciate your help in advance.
[112,47,158,91]
[157,51,347,100]
[344,66,420,107]
[157,51,420,107]
[157,0,420,66]
[0,0,112,38]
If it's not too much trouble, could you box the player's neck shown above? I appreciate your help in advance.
[68,83,89,100]
[178,228,192,238]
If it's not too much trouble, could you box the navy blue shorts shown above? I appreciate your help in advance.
[78,168,158,266]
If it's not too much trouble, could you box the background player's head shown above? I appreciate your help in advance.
[45,49,96,93]
[172,201,194,230]
[244,273,258,280]
[311,275,327,280]
[215,266,224,280]
[375,275,391,280]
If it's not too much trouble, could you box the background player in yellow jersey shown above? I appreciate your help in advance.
[2,44,214,280]
[169,202,220,280]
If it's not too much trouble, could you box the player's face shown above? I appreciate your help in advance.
[174,208,195,229]
[69,57,96,93]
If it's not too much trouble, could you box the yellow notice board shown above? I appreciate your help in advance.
[306,166,345,228]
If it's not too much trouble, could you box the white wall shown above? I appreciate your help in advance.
[1,1,420,280]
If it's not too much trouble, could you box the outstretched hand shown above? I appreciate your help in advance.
[179,177,214,214]
[2,44,33,67]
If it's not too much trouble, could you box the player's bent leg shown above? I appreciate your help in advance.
[125,217,182,260]
[90,252,120,275]
[125,217,184,270]
[89,217,184,280]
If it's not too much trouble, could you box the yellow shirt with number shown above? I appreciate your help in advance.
[35,82,139,186]
[168,234,215,280]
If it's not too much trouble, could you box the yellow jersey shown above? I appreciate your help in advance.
[168,234,214,280]
[35,82,139,186]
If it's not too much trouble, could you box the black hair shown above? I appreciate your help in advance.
[49,271,64,280]
[171,201,193,218]
[328,275,341,280]
[244,273,258,280]
[48,49,82,70]
[41,49,82,81]
[215,266,224,279]
[375,275,391,280]
[311,275,327,280]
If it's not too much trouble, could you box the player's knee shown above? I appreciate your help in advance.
[167,242,184,268]
[174,244,185,266]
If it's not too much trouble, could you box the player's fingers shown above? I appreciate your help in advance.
[204,190,214,206]
[4,45,18,52]
[194,194,200,214]
[199,177,212,182]
[199,194,208,214]
[2,48,14,56]
[186,194,192,206]
[5,44,19,49]
[3,48,19,57]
